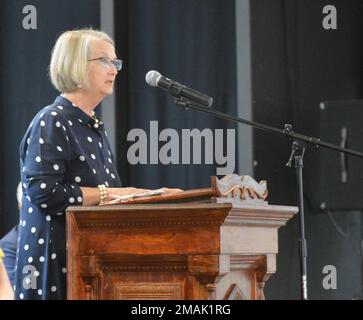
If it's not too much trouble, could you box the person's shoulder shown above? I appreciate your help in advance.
[34,102,64,119]
[20,100,69,146]
[30,99,70,127]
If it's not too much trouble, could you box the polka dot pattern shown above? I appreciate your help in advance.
[16,96,121,300]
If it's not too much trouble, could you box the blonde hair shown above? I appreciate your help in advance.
[49,28,115,93]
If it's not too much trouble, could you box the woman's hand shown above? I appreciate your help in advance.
[107,187,151,198]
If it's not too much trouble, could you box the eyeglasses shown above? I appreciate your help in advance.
[88,57,123,71]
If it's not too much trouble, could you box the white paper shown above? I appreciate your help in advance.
[108,188,166,203]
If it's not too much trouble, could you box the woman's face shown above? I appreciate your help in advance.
[86,40,118,97]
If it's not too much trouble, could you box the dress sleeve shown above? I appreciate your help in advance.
[21,111,83,215]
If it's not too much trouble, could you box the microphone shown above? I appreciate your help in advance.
[145,70,213,108]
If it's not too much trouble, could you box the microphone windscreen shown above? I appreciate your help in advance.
[145,70,161,87]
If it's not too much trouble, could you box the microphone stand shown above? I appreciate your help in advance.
[173,97,363,300]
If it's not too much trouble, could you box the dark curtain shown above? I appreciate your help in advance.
[0,0,100,237]
[114,0,237,190]
[251,0,363,299]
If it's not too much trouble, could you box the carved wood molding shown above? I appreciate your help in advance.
[81,276,99,300]
[223,206,298,228]
[81,254,188,274]
[69,203,231,213]
[114,283,183,300]
[224,284,247,300]
[255,279,266,300]
[80,255,99,275]
[213,175,268,202]
[206,283,218,300]
[229,255,267,271]
[227,255,272,300]
[70,203,232,230]
[101,265,187,272]
[188,255,230,275]
[255,254,276,300]
[188,255,230,300]
[78,219,223,229]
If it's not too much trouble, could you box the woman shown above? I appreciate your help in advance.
[14,29,177,300]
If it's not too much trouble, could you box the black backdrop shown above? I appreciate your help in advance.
[251,0,363,299]
[114,0,237,190]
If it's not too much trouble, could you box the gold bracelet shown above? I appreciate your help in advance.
[0,248,4,262]
[98,184,107,205]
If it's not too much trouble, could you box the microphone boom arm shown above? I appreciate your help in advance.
[173,97,363,158]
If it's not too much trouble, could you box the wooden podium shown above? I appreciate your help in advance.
[66,179,297,300]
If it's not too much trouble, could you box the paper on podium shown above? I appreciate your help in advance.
[108,188,166,204]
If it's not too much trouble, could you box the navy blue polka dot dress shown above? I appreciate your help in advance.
[14,95,121,300]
